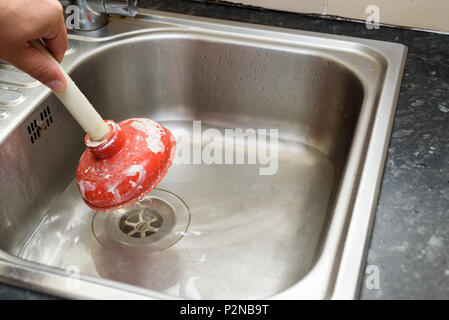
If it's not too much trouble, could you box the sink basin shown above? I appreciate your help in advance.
[0,10,406,299]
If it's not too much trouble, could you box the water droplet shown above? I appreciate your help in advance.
[0,111,9,120]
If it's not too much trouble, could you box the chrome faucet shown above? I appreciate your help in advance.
[60,0,138,31]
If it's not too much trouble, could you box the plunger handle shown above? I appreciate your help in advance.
[31,40,111,141]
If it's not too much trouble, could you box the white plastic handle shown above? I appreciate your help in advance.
[31,40,110,141]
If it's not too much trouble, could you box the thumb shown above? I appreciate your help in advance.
[12,46,67,92]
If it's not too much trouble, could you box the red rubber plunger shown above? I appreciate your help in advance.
[76,118,176,212]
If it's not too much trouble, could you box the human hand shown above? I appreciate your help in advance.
[0,0,68,92]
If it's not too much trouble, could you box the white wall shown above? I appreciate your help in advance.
[220,0,449,33]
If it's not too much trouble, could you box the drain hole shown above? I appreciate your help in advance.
[119,209,163,239]
[92,189,190,252]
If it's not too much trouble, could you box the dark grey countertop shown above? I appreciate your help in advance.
[1,0,448,300]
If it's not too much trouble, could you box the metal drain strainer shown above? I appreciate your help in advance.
[92,189,190,253]
[119,209,163,238]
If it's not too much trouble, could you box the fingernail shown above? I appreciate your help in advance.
[46,80,65,92]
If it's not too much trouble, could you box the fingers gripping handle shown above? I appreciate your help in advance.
[31,40,111,141]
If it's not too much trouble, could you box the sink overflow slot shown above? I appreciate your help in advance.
[27,106,53,144]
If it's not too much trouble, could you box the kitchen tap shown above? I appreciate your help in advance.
[60,0,138,31]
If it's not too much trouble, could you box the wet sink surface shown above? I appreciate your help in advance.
[20,122,334,299]
[0,10,406,299]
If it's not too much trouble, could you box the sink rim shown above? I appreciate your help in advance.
[0,9,407,300]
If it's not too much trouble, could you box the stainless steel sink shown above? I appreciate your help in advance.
[0,9,406,299]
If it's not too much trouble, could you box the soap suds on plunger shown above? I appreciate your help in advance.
[125,164,147,186]
[106,181,121,202]
[79,180,96,198]
[130,119,165,154]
